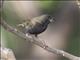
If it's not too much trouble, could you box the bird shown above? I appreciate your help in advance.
[17,14,54,37]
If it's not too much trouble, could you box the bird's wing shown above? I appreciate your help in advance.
[31,17,40,26]
[31,15,48,25]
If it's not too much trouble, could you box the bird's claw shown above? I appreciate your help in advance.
[26,33,32,38]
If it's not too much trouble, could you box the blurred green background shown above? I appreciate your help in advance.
[1,1,80,60]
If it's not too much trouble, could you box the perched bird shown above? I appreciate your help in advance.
[17,14,54,37]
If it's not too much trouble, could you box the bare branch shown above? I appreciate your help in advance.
[76,0,80,8]
[1,18,80,60]
[1,47,16,60]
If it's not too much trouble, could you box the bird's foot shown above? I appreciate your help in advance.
[37,37,47,47]
[26,33,32,38]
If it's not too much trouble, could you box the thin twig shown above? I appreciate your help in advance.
[1,18,80,60]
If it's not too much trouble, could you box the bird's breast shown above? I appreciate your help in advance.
[28,23,48,34]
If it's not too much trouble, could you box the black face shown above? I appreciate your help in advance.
[48,15,54,23]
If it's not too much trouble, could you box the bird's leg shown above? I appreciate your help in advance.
[35,34,38,37]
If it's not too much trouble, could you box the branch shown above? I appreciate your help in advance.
[1,47,16,60]
[76,0,80,8]
[1,18,80,60]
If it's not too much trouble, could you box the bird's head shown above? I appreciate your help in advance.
[38,14,55,24]
[49,16,55,23]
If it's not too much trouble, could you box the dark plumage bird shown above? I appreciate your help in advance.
[17,14,54,37]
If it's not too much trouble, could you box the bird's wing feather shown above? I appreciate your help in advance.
[31,15,48,25]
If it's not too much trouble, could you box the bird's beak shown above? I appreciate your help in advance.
[49,17,55,23]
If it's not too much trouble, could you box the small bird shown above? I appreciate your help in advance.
[17,14,54,37]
